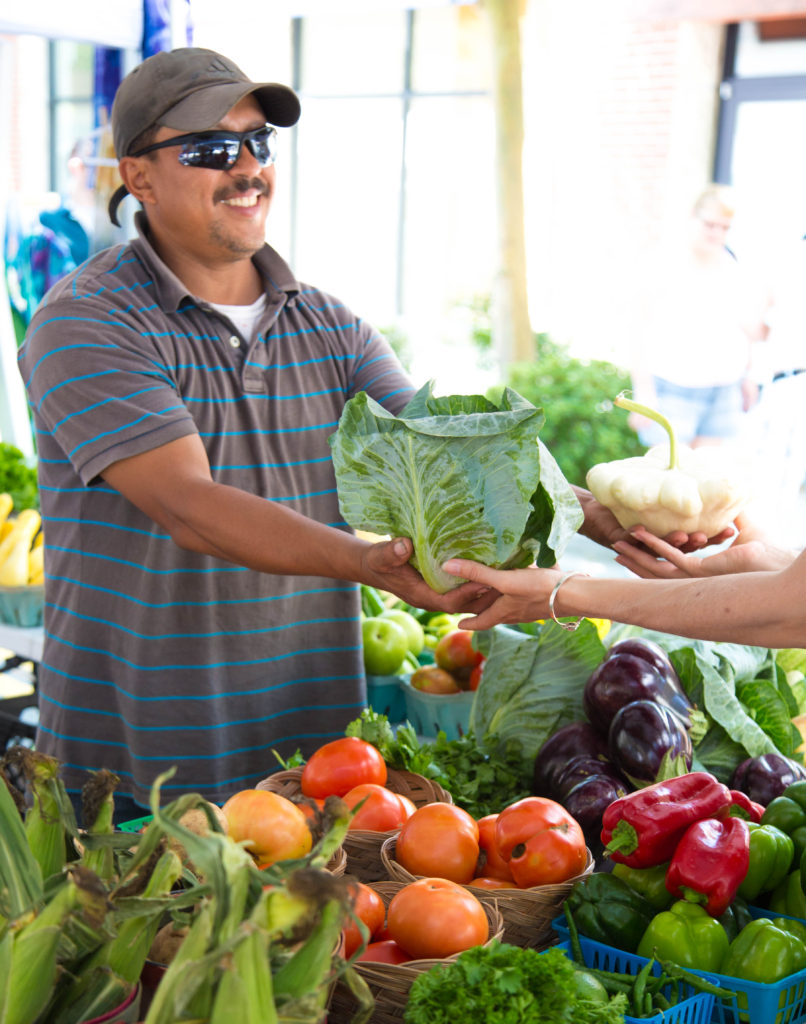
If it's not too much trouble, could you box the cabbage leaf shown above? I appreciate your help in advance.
[329,381,583,592]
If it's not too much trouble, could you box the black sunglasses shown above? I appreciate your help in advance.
[130,125,278,171]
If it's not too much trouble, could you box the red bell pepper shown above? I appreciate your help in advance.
[665,816,751,917]
[716,789,765,824]
[601,772,732,868]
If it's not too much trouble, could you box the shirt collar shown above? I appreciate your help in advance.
[129,211,301,313]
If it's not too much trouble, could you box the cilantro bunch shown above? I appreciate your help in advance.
[345,709,533,819]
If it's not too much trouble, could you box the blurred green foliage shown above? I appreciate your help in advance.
[0,443,39,510]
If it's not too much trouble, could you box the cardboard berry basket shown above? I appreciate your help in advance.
[327,880,504,1024]
[257,766,453,883]
[380,833,594,950]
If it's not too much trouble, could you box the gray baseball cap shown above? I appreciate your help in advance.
[108,47,300,225]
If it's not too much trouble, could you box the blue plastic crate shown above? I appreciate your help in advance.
[553,911,806,1024]
[548,940,715,1024]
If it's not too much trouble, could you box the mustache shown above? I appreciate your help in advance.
[214,177,269,203]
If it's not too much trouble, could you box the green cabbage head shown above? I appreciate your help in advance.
[329,381,583,593]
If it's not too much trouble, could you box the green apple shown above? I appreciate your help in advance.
[380,608,425,656]
[362,616,409,676]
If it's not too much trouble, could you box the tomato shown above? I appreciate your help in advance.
[356,939,413,964]
[468,876,518,890]
[300,736,387,798]
[343,783,408,832]
[397,793,417,819]
[495,796,587,887]
[434,630,484,683]
[387,877,489,959]
[475,814,514,882]
[342,881,386,958]
[468,661,484,691]
[222,789,312,866]
[395,803,480,884]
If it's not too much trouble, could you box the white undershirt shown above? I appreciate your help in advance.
[209,293,267,345]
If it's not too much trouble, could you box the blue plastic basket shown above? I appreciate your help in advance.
[552,911,806,1024]
[548,940,715,1024]
[365,673,407,723]
[400,677,474,740]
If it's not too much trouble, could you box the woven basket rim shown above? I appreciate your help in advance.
[379,833,595,897]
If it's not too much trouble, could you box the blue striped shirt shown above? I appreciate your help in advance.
[18,214,414,806]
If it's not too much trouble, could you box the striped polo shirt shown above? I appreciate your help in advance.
[18,213,414,807]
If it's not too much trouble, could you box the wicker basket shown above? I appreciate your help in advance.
[257,766,453,883]
[327,880,505,1024]
[379,834,594,950]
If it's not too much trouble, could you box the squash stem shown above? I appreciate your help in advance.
[614,392,678,470]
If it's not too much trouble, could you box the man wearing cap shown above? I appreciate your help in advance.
[17,47,497,821]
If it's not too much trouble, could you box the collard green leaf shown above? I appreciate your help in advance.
[329,382,582,592]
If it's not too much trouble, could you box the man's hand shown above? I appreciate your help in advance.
[361,537,499,614]
[574,486,736,553]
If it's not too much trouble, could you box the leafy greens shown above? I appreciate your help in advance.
[329,381,583,592]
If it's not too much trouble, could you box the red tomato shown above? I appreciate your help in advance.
[222,789,312,866]
[300,737,387,798]
[356,939,412,964]
[387,877,489,959]
[342,881,386,958]
[495,796,587,887]
[469,876,518,890]
[396,793,417,819]
[468,662,484,691]
[343,783,409,832]
[475,814,514,882]
[434,630,484,683]
[395,803,480,884]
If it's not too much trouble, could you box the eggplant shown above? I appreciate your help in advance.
[607,699,692,783]
[562,774,629,849]
[533,721,611,796]
[553,754,627,799]
[584,650,693,736]
[730,753,806,807]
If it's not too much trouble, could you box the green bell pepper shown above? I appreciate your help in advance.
[772,916,806,972]
[612,861,674,911]
[736,822,794,902]
[721,917,806,983]
[564,872,656,954]
[761,780,806,863]
[769,869,806,920]
[636,900,729,972]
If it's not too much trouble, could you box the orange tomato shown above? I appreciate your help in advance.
[343,783,409,832]
[222,789,312,865]
[475,814,514,882]
[397,793,417,819]
[301,736,387,798]
[495,796,587,887]
[395,803,480,884]
[387,877,489,959]
[342,881,386,958]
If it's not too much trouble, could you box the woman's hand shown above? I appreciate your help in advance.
[613,524,795,579]
[439,559,562,630]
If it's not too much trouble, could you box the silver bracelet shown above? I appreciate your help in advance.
[548,571,590,631]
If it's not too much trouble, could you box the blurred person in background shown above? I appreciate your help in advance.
[628,184,766,450]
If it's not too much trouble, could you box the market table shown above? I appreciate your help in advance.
[0,621,43,667]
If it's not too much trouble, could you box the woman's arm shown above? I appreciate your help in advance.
[442,550,806,648]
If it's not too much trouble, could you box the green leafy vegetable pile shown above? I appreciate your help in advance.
[329,381,582,593]
[403,941,627,1024]
[0,442,38,511]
